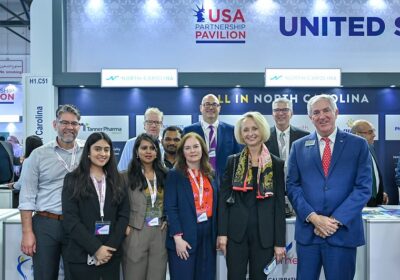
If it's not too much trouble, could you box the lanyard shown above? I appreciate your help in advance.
[188,169,204,206]
[143,170,157,208]
[91,174,106,220]
[55,142,77,172]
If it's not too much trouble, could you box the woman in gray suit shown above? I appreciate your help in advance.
[122,133,168,280]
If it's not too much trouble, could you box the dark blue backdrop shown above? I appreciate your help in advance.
[59,87,400,204]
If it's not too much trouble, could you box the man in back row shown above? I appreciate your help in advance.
[19,104,85,280]
[351,119,389,206]
[162,126,182,169]
[183,93,242,186]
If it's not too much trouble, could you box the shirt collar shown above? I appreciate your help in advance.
[276,125,290,135]
[316,127,338,144]
[201,119,219,130]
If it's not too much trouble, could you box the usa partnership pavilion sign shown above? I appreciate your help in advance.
[66,0,400,72]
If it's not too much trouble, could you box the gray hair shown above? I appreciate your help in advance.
[56,104,81,121]
[307,94,337,116]
[144,107,163,120]
[272,97,293,111]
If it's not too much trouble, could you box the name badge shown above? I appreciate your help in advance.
[305,140,316,146]
[197,212,208,223]
[145,217,160,227]
[95,221,111,235]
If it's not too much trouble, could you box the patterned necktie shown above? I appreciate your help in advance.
[208,125,217,170]
[321,137,331,177]
[279,132,286,161]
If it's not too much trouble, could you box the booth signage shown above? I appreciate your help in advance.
[101,69,178,87]
[265,69,341,87]
[0,60,23,78]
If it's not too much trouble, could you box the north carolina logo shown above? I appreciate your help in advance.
[17,255,32,280]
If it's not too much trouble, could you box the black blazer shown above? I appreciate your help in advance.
[265,126,309,158]
[218,153,286,249]
[367,145,384,207]
[62,173,130,263]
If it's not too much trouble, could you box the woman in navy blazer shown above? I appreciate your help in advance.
[164,132,218,280]
[62,132,129,280]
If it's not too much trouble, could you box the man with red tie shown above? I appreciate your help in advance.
[287,94,371,280]
[183,94,242,187]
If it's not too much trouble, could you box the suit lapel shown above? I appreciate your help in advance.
[270,128,279,155]
[309,132,325,177]
[182,173,197,213]
[327,130,346,177]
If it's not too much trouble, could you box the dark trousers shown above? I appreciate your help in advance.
[226,226,274,280]
[32,215,70,280]
[69,257,121,280]
[296,242,356,280]
[168,220,216,280]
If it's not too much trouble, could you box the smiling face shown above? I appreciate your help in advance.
[53,112,81,149]
[200,94,221,124]
[183,136,202,167]
[89,139,111,169]
[137,139,157,165]
[309,99,338,137]
[272,102,292,131]
[162,130,181,155]
[144,112,163,137]
[241,117,262,148]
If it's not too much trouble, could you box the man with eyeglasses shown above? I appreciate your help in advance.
[118,107,164,171]
[161,126,182,169]
[183,94,241,187]
[266,97,309,164]
[18,104,85,280]
[351,119,389,206]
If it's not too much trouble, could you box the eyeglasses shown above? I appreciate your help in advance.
[202,102,220,108]
[358,129,375,135]
[145,120,163,126]
[58,120,81,127]
[273,108,290,113]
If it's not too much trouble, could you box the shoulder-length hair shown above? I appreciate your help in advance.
[175,132,214,181]
[127,133,167,191]
[68,132,124,204]
[24,135,43,159]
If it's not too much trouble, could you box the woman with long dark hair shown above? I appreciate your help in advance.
[122,133,168,280]
[164,132,218,280]
[62,132,129,280]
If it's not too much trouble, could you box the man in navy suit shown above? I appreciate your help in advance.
[287,94,371,280]
[351,119,388,206]
[183,94,241,186]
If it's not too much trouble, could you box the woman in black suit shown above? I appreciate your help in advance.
[217,111,286,280]
[62,132,129,280]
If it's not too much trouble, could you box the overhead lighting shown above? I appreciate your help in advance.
[235,85,241,88]
[183,85,189,88]
[0,115,21,123]
[79,85,85,88]
[390,85,396,88]
[367,0,387,10]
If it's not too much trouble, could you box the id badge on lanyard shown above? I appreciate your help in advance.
[91,175,111,235]
[188,169,208,223]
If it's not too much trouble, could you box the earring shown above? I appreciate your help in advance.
[88,154,91,158]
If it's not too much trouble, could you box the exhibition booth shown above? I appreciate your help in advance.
[0,0,400,279]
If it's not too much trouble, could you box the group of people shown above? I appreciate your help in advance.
[14,92,391,280]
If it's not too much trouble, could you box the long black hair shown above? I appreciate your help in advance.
[127,133,167,191]
[68,132,124,204]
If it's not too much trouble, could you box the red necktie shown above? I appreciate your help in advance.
[321,137,331,177]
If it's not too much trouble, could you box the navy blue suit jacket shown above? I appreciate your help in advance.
[164,168,217,253]
[287,129,372,248]
[183,122,242,184]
